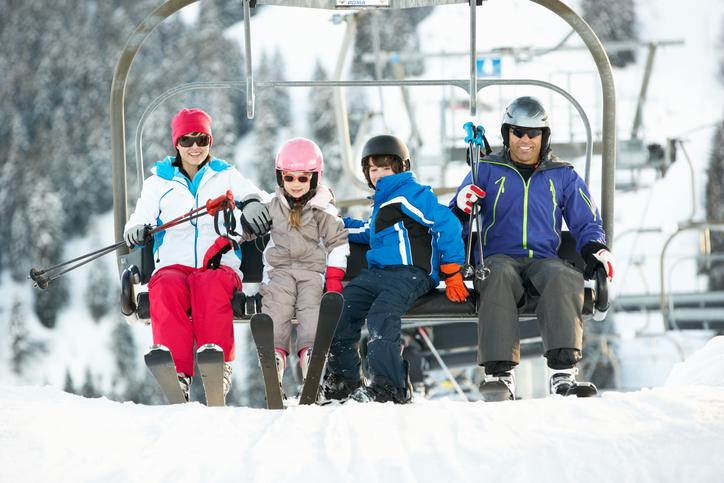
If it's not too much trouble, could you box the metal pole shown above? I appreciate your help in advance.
[417,327,469,402]
[531,0,616,245]
[469,0,477,116]
[243,0,255,119]
[110,0,198,271]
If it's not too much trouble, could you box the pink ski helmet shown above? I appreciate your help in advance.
[275,138,324,188]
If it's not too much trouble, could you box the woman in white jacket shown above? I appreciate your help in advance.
[123,108,269,402]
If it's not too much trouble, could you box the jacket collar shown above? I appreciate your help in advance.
[152,156,231,181]
[275,184,334,210]
[374,171,416,200]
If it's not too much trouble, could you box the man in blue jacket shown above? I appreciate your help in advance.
[451,97,615,401]
[323,135,469,404]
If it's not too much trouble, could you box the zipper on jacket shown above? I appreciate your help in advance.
[550,179,561,252]
[483,160,532,256]
[483,176,506,246]
[578,187,597,221]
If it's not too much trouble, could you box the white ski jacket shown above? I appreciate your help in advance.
[125,156,267,279]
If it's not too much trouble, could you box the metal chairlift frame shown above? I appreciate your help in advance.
[110,0,618,378]
[110,0,616,262]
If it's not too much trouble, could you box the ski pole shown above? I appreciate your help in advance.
[29,241,126,289]
[472,125,489,282]
[461,122,479,279]
[29,191,236,289]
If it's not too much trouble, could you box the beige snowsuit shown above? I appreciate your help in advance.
[259,185,349,354]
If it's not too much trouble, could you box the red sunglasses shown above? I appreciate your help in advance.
[178,134,210,147]
[282,174,311,183]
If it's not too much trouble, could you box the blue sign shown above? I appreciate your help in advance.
[476,56,502,77]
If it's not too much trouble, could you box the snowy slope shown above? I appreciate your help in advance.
[2,337,724,483]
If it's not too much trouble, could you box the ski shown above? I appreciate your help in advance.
[196,344,225,407]
[299,291,345,405]
[144,344,187,404]
[250,314,285,410]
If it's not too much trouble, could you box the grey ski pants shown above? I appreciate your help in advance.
[259,268,323,355]
[477,254,584,365]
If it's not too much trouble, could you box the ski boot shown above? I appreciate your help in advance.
[349,373,411,404]
[299,347,312,381]
[549,367,597,397]
[222,363,233,398]
[478,371,515,402]
[274,349,287,387]
[320,372,361,403]
[177,373,192,403]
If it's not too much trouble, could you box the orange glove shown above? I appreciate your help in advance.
[440,263,469,303]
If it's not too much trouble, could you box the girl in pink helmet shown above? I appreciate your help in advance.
[259,137,349,390]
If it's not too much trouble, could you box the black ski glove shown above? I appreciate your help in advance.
[582,241,613,281]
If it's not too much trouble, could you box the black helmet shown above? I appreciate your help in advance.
[360,135,411,188]
[501,96,551,153]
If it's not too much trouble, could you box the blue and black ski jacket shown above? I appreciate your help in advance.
[450,150,606,261]
[345,171,465,284]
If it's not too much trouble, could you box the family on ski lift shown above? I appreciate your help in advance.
[124,96,615,405]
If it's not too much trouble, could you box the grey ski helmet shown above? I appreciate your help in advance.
[360,135,411,188]
[501,96,551,153]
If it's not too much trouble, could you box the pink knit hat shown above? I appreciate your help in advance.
[171,108,213,147]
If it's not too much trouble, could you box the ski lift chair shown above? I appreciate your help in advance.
[120,229,608,339]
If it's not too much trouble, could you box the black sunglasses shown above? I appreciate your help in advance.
[510,126,543,139]
[178,134,210,147]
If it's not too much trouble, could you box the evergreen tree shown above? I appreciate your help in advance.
[705,118,724,290]
[9,298,46,377]
[240,327,266,408]
[581,0,638,68]
[85,257,114,323]
[704,19,724,291]
[26,178,68,328]
[269,50,292,129]
[80,368,101,398]
[351,8,433,80]
[64,369,76,394]
[308,61,345,192]
[253,51,284,192]
[109,319,138,400]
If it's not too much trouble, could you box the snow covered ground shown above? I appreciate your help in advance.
[2,336,723,483]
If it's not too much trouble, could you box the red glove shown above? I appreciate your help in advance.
[202,237,232,270]
[440,263,469,303]
[325,267,345,293]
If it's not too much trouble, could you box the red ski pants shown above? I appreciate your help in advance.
[148,264,241,376]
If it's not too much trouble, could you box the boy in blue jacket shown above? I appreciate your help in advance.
[322,135,468,404]
[451,97,616,401]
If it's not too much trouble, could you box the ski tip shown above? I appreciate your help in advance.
[197,343,223,353]
[144,344,171,356]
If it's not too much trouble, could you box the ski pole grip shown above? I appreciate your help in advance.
[463,122,476,144]
[475,125,486,146]
[206,190,234,216]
